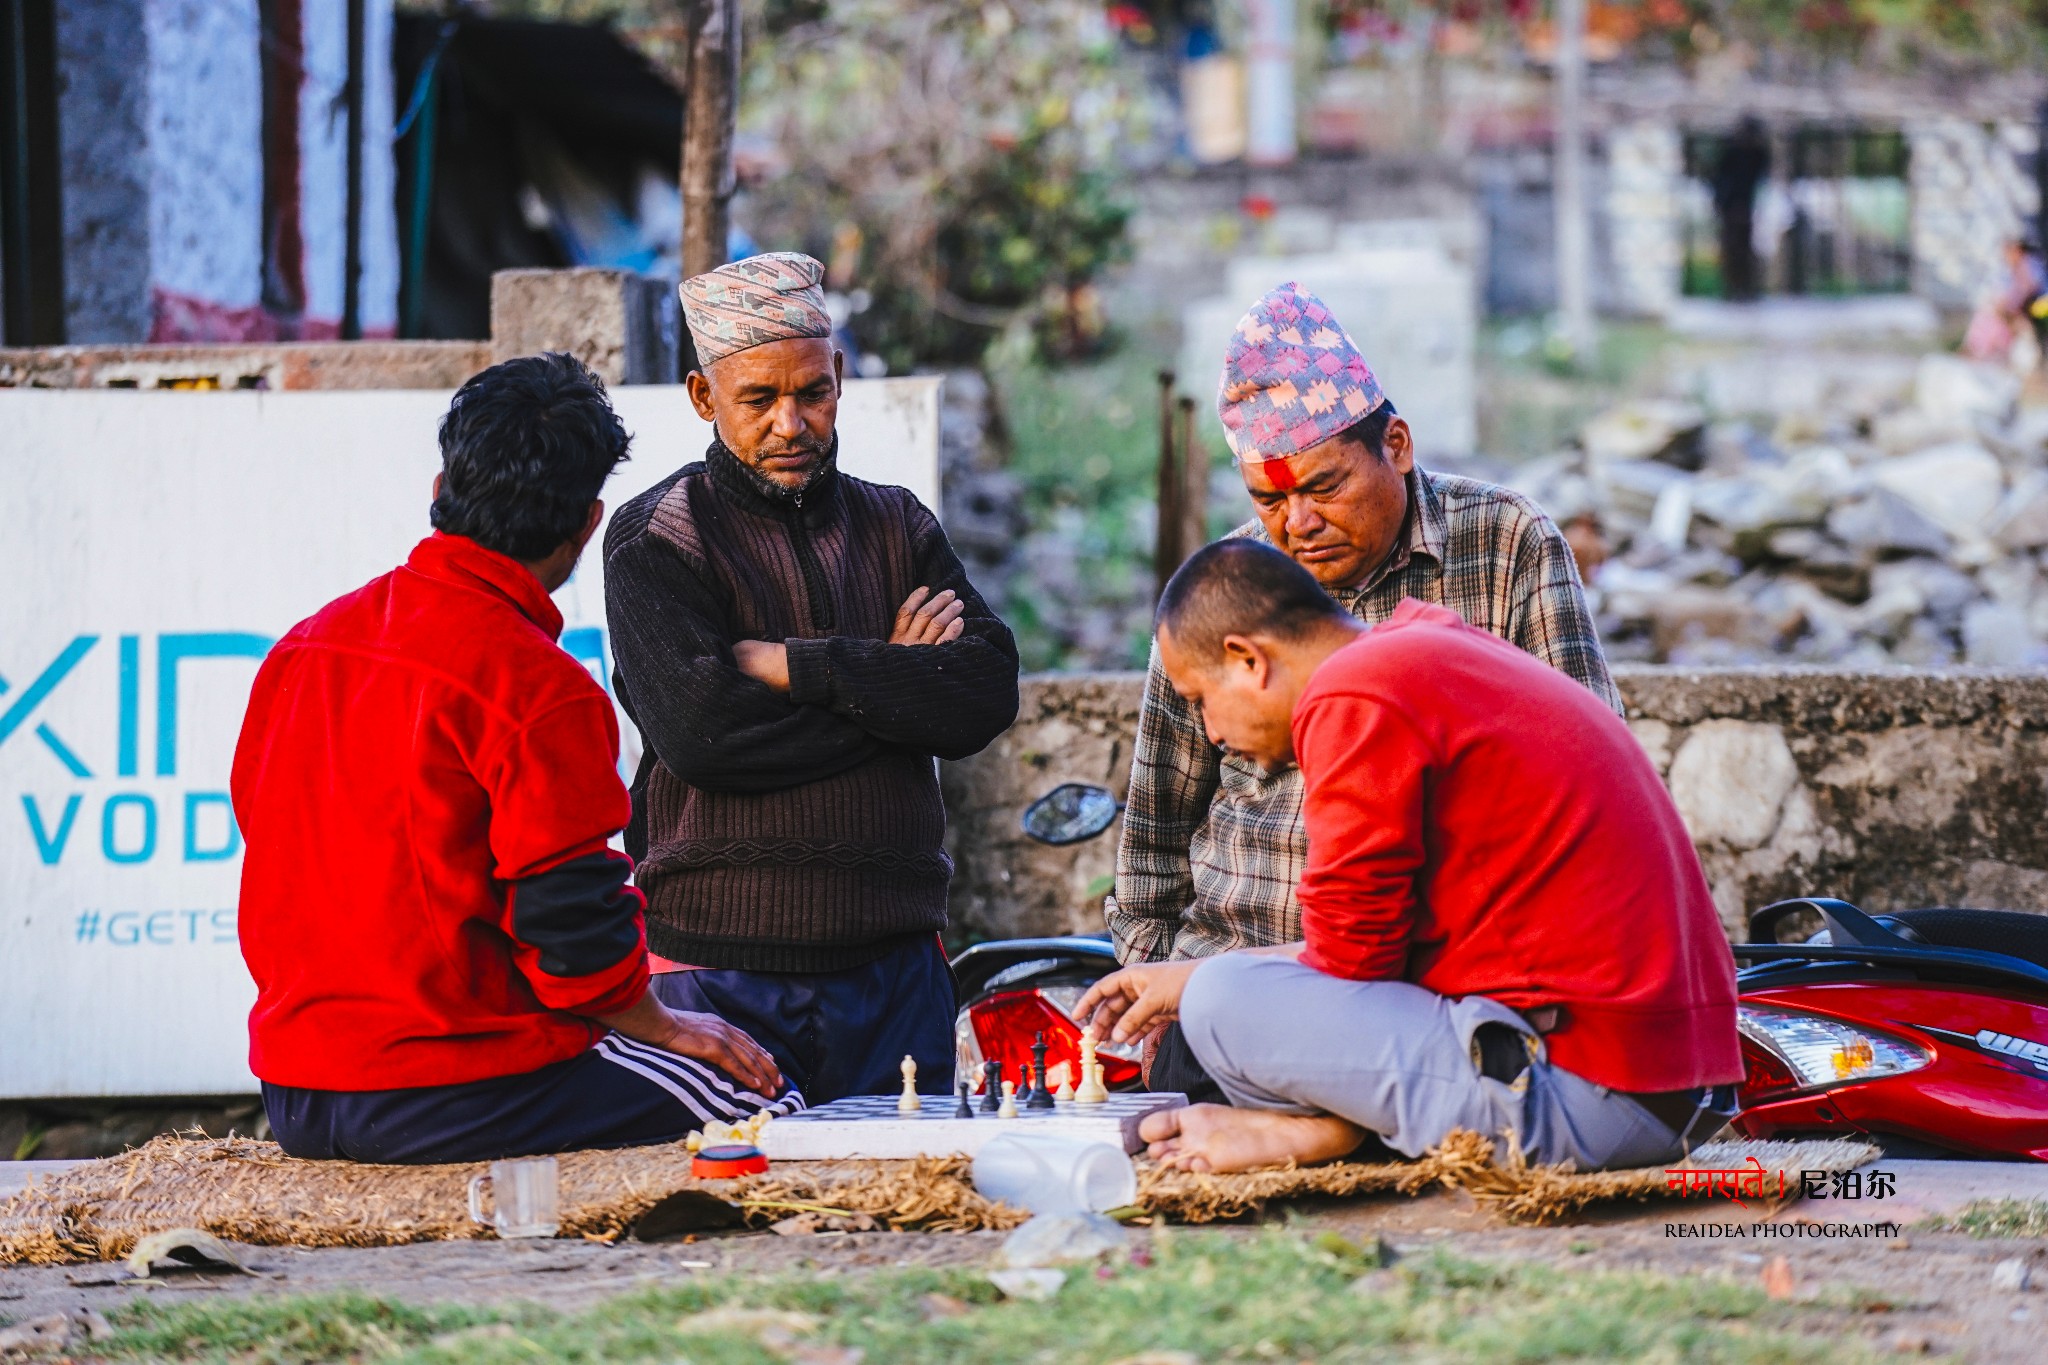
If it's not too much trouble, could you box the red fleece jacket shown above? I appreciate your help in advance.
[1294,600,1741,1095]
[233,534,649,1091]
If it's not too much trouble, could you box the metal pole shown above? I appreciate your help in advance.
[341,0,364,340]
[1553,0,1595,361]
[681,0,740,279]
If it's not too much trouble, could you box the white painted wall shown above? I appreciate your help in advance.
[301,0,400,334]
[144,0,265,317]
[0,379,940,1099]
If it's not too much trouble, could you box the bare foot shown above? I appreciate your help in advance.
[1138,1103,1366,1173]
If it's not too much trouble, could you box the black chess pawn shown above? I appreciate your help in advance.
[980,1059,1004,1113]
[954,1081,974,1119]
[1027,1032,1056,1109]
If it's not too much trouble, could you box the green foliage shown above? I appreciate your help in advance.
[92,1228,1885,1365]
[741,1,1145,372]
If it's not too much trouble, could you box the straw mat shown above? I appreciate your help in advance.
[0,1131,1878,1265]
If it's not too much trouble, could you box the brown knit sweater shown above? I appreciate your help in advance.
[602,437,1020,972]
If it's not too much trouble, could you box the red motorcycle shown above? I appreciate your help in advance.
[1733,897,2048,1160]
[950,784,1141,1093]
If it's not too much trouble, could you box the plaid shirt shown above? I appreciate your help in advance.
[1106,468,1622,964]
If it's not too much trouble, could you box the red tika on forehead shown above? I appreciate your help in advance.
[1259,457,1299,490]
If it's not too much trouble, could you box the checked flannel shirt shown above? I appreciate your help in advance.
[1106,467,1623,965]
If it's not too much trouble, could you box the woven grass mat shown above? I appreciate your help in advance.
[0,1136,1024,1266]
[0,1130,1879,1266]
[1136,1130,1882,1226]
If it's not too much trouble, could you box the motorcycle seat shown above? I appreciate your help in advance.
[1884,908,2048,973]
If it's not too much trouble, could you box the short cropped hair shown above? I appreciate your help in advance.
[1335,401,1398,461]
[430,352,631,560]
[1157,539,1350,662]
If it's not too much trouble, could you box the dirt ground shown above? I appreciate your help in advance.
[3,1185,2042,1363]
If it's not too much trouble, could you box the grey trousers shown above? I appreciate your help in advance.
[1178,954,1688,1172]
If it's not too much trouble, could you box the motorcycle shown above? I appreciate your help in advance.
[953,791,2048,1158]
[949,783,1134,1091]
[1732,897,2048,1160]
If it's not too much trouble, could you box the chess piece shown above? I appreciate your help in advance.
[980,1060,1003,1113]
[998,1080,1018,1118]
[1075,1031,1110,1104]
[954,1081,974,1119]
[898,1054,922,1112]
[1027,1032,1055,1109]
[1049,1061,1074,1103]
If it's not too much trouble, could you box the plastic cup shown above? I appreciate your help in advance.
[467,1156,560,1238]
[971,1132,1136,1214]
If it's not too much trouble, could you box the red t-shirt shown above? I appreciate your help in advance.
[233,534,649,1090]
[1293,599,1740,1094]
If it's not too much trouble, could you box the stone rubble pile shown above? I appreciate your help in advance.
[1514,355,2048,666]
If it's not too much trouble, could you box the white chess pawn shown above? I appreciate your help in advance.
[897,1054,922,1112]
[1049,1060,1074,1103]
[998,1079,1018,1118]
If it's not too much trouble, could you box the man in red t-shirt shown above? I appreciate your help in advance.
[1076,540,1740,1174]
[234,354,798,1163]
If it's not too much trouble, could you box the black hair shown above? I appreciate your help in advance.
[430,352,632,561]
[1156,539,1349,661]
[1334,401,1398,461]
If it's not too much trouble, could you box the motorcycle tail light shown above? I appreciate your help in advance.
[1737,1004,1928,1097]
[956,989,1143,1092]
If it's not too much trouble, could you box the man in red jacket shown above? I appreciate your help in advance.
[233,353,798,1164]
[1076,540,1740,1174]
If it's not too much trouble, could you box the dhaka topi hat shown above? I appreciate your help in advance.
[680,252,834,366]
[1216,281,1388,488]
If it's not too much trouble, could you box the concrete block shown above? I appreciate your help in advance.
[489,268,679,387]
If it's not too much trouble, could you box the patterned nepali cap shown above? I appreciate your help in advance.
[1216,281,1387,484]
[680,252,834,366]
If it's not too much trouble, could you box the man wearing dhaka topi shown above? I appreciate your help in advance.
[604,253,1019,1104]
[1075,540,1742,1174]
[1108,280,1621,1101]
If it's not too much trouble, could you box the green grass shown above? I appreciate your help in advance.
[77,1231,1881,1365]
[1924,1198,2048,1239]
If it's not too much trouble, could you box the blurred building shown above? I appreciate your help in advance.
[1,0,400,345]
[1113,2,2045,323]
[0,2,684,349]
[391,13,685,342]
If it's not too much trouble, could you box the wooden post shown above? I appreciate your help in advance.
[1155,369,1182,599]
[1552,0,1595,361]
[681,0,740,280]
[1178,396,1206,562]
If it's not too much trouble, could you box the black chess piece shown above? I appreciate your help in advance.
[980,1059,1003,1113]
[1027,1031,1056,1109]
[954,1081,974,1119]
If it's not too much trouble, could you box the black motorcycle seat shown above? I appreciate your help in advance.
[1885,908,2048,972]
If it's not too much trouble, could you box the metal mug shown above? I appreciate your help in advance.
[466,1156,560,1239]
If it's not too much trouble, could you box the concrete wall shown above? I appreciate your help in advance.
[942,668,2048,945]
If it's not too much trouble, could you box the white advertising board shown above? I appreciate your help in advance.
[0,379,940,1099]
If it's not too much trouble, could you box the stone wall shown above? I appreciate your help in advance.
[942,668,2048,945]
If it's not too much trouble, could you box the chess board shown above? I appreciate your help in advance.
[756,1092,1187,1160]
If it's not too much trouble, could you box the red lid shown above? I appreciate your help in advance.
[692,1143,769,1178]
